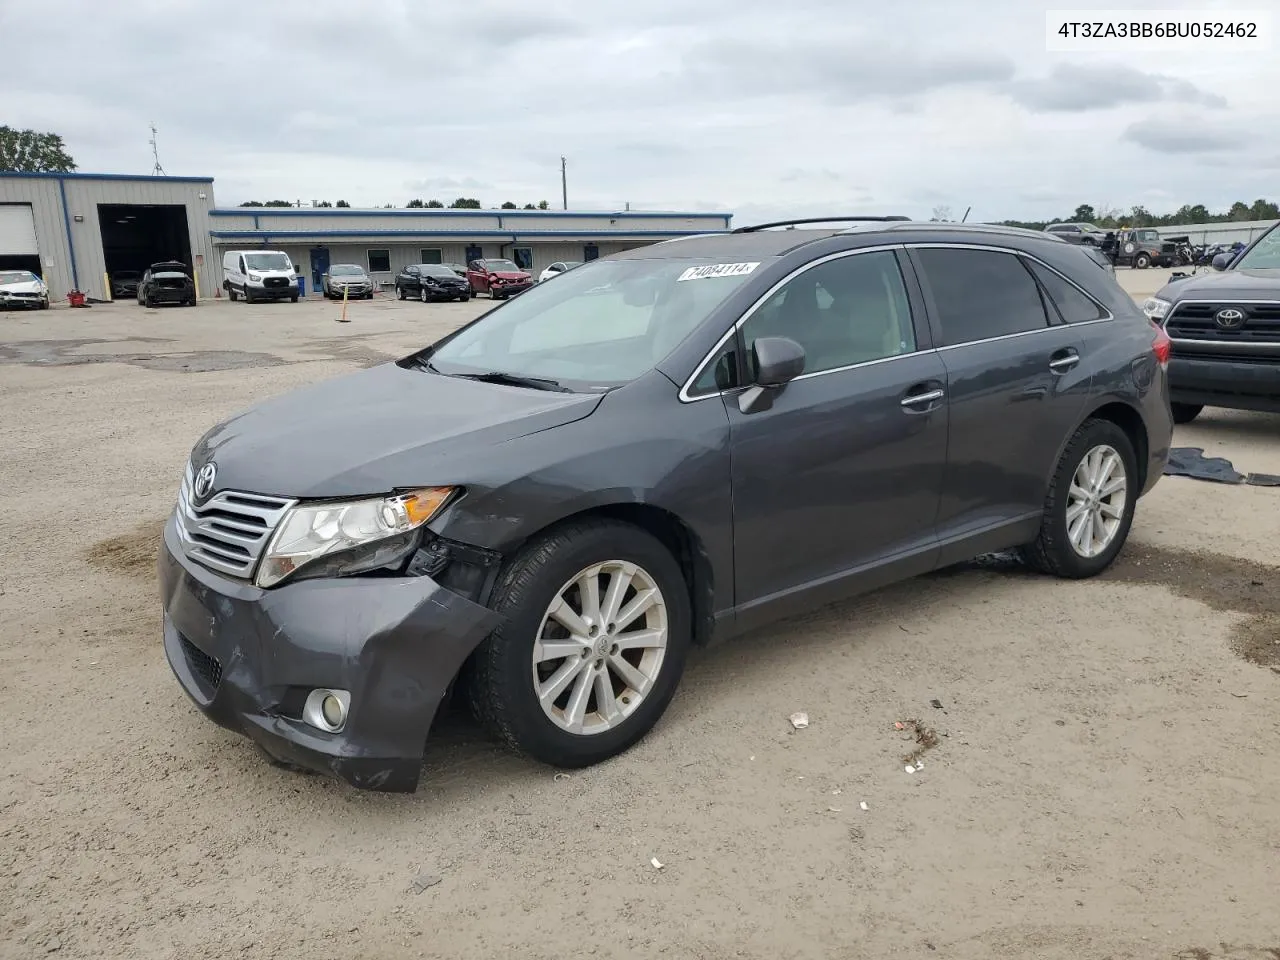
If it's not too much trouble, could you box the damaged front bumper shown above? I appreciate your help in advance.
[157,516,502,792]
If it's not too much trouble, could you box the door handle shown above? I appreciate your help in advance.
[1049,349,1080,372]
[900,388,944,408]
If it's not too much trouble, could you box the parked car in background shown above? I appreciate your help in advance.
[467,258,533,299]
[111,270,142,299]
[538,260,583,283]
[222,249,300,303]
[1143,220,1280,422]
[138,261,197,307]
[159,217,1172,793]
[1044,222,1105,246]
[396,263,472,302]
[0,269,50,310]
[445,262,467,277]
[322,263,374,300]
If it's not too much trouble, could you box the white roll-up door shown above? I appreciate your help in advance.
[0,204,39,256]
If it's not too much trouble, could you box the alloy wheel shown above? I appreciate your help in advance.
[1066,444,1128,558]
[531,561,668,736]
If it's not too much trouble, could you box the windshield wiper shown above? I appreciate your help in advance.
[452,371,571,392]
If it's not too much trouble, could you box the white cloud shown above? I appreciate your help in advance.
[1,0,1277,221]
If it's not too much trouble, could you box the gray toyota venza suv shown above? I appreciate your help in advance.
[159,218,1174,791]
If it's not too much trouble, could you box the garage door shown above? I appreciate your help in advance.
[0,204,38,256]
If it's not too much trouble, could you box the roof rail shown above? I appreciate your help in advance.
[731,216,912,234]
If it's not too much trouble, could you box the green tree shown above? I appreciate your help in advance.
[426,199,444,208]
[335,200,350,208]
[239,200,264,207]
[537,200,550,210]
[523,203,537,210]
[315,200,333,208]
[1072,203,1096,223]
[264,200,293,207]
[406,198,425,208]
[500,201,518,209]
[0,126,76,172]
[1249,198,1280,220]
[450,197,482,208]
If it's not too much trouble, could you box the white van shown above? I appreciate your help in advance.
[222,250,300,303]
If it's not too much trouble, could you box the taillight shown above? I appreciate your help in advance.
[1150,320,1172,366]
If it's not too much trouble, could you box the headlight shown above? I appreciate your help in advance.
[256,486,457,588]
[1142,297,1172,321]
[248,273,262,282]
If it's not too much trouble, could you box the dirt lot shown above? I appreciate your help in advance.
[2,284,1278,960]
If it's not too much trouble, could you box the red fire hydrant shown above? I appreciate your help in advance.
[67,290,86,307]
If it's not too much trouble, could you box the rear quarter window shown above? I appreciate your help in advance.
[1024,260,1107,324]
[912,247,1050,346]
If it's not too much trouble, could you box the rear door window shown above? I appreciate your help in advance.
[1024,260,1107,324]
[912,247,1050,346]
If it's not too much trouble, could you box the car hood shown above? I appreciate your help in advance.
[190,361,604,499]
[1156,268,1280,302]
[0,280,45,293]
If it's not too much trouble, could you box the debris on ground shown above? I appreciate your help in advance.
[930,698,945,711]
[827,806,842,813]
[410,873,442,894]
[895,717,942,765]
[859,801,869,811]
[789,711,810,730]
[553,772,572,781]
[650,857,665,871]
[905,765,916,774]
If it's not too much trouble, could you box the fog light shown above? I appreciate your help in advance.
[302,688,350,733]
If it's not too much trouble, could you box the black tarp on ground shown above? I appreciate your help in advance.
[1165,447,1280,487]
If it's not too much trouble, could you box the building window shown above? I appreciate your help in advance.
[583,243,600,261]
[512,247,533,270]
[420,248,443,265]
[368,249,391,273]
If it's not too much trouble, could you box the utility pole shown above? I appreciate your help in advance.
[560,156,568,211]
[149,123,166,176]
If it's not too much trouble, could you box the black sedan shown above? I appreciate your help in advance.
[395,263,471,302]
[137,262,196,307]
[111,270,142,299]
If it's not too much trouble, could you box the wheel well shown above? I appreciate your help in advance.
[1088,401,1149,489]
[519,504,716,648]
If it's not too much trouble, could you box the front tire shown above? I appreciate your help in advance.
[1020,418,1138,579]
[1171,402,1203,425]
[1135,253,1151,269]
[419,287,429,303]
[467,519,692,768]
[458,294,470,302]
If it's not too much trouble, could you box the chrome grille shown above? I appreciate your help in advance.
[174,462,296,579]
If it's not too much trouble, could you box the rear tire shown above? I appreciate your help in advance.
[227,285,238,302]
[1171,402,1203,425]
[1020,418,1138,579]
[467,519,692,768]
[1135,253,1151,269]
[420,287,429,303]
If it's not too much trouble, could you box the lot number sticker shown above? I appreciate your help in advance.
[676,262,760,282]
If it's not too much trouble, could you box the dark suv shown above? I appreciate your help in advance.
[158,217,1173,792]
[1143,221,1280,422]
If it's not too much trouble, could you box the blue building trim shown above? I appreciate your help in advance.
[211,207,730,221]
[211,229,726,240]
[57,177,80,291]
[2,171,214,183]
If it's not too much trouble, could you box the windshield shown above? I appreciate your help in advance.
[244,252,292,271]
[0,270,38,284]
[421,265,458,278]
[330,264,365,276]
[484,260,521,273]
[1233,225,1280,269]
[428,257,767,390]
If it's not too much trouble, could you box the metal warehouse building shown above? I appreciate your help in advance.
[0,171,731,303]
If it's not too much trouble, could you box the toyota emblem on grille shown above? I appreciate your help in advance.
[193,462,217,501]
[1215,307,1246,329]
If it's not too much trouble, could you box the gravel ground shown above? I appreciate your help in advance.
[2,285,1278,960]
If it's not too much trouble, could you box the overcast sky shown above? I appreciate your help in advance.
[2,0,1277,223]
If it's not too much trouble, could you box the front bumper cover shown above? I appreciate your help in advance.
[158,517,503,792]
[1169,355,1280,413]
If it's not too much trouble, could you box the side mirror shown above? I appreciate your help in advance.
[753,336,806,386]
[1211,253,1230,271]
[738,337,806,414]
